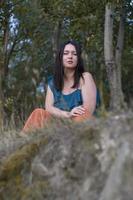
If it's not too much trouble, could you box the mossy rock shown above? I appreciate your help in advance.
[0,137,48,199]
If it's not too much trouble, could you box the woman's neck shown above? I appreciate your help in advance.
[64,69,75,81]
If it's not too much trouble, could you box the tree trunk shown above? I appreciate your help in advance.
[3,19,9,77]
[52,20,62,59]
[115,5,126,108]
[0,13,9,127]
[0,53,4,128]
[104,3,117,110]
[104,3,125,111]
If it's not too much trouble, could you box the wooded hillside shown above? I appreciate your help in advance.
[0,0,133,127]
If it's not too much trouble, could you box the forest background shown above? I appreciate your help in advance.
[0,0,133,128]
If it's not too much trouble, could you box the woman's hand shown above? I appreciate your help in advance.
[69,106,85,117]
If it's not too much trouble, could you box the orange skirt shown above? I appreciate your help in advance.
[22,108,93,133]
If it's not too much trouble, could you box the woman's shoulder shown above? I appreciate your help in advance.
[82,72,93,79]
[47,75,54,90]
[80,72,93,86]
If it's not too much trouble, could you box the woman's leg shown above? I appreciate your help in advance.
[22,108,51,133]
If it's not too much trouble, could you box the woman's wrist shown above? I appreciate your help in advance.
[63,111,71,118]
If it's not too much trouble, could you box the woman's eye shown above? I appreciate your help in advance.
[63,52,77,56]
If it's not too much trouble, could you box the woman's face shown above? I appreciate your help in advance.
[62,44,78,69]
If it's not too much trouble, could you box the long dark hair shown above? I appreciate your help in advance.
[53,40,85,91]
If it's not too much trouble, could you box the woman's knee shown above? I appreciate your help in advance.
[31,108,45,114]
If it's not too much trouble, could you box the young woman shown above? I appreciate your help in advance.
[22,40,96,133]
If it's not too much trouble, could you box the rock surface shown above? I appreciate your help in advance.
[0,111,133,200]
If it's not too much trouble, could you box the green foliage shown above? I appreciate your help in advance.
[0,0,132,125]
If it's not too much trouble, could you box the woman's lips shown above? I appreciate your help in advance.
[67,61,73,64]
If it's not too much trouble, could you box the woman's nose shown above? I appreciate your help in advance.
[68,53,72,58]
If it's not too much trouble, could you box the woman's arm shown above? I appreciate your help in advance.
[81,72,96,114]
[45,86,86,118]
[45,85,70,118]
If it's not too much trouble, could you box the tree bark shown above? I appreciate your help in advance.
[0,52,4,128]
[104,3,125,111]
[104,3,117,110]
[0,8,10,126]
[3,18,9,77]
[115,5,126,108]
[52,20,62,60]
